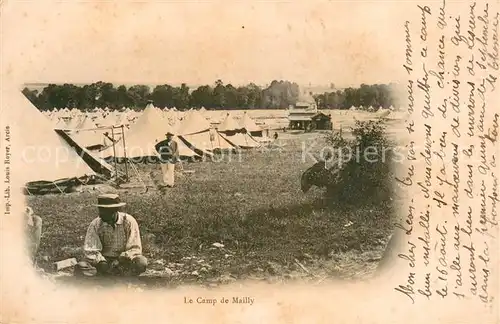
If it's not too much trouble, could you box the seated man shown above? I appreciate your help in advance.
[75,194,148,277]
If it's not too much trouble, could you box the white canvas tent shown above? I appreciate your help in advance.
[54,118,70,130]
[99,113,116,127]
[99,102,192,159]
[177,110,233,154]
[217,113,260,149]
[115,113,130,127]
[76,116,97,130]
[240,112,264,136]
[67,115,83,130]
[2,88,96,184]
[218,113,243,132]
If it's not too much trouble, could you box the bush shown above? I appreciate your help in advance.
[325,119,394,207]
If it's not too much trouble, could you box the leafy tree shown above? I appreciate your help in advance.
[151,85,174,108]
[173,83,190,109]
[224,84,238,109]
[190,85,213,108]
[212,79,226,108]
[128,85,151,109]
[116,85,132,108]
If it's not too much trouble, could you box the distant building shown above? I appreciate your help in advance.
[287,92,319,130]
[311,112,332,130]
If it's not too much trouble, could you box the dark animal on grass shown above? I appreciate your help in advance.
[300,157,342,193]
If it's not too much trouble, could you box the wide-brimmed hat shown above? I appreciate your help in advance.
[165,132,174,136]
[96,194,126,208]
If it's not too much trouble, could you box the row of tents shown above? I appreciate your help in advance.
[42,104,399,116]
[3,88,106,186]
[2,89,270,189]
[54,101,269,160]
[94,102,267,161]
[44,105,268,132]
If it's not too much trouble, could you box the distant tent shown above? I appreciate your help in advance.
[93,115,106,127]
[115,113,130,127]
[77,116,97,130]
[239,112,263,137]
[71,130,109,151]
[177,110,233,154]
[70,116,109,148]
[67,115,83,130]
[3,87,97,186]
[218,113,260,149]
[99,113,116,127]
[54,118,70,130]
[98,102,196,160]
[218,113,243,132]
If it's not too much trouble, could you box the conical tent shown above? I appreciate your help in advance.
[93,115,106,127]
[77,116,98,130]
[99,113,116,127]
[2,88,96,184]
[99,102,179,159]
[70,116,107,150]
[177,110,209,135]
[218,113,243,132]
[217,113,260,149]
[208,128,235,151]
[67,115,83,130]
[177,110,232,154]
[71,130,108,150]
[54,118,70,130]
[115,113,130,127]
[240,112,263,137]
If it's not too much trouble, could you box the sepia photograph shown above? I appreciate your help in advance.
[15,67,407,289]
[3,2,407,290]
[1,0,498,323]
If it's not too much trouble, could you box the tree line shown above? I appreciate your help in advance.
[22,80,400,111]
[313,83,401,110]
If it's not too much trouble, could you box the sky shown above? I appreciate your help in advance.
[1,1,407,89]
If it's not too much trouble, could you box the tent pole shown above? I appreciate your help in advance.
[121,125,129,181]
[129,160,147,192]
[111,127,118,184]
[25,186,33,196]
[52,181,64,194]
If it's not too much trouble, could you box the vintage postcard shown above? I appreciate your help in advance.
[0,1,498,323]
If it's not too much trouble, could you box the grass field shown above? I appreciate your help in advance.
[28,121,401,288]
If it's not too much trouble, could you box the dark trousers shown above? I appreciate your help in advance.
[75,255,147,277]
